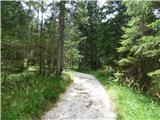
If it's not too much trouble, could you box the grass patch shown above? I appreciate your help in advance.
[82,70,160,120]
[2,71,72,120]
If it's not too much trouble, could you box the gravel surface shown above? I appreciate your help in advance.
[42,71,116,120]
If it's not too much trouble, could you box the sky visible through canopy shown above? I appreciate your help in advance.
[22,0,107,22]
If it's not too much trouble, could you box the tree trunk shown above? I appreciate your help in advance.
[26,3,31,69]
[39,1,45,76]
[56,1,65,76]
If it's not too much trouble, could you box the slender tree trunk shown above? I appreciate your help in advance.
[26,3,31,69]
[41,1,45,76]
[56,1,65,76]
[90,44,93,69]
[39,1,45,75]
[36,3,41,74]
[94,43,98,70]
[47,58,51,74]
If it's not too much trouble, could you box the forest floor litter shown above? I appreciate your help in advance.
[42,71,116,120]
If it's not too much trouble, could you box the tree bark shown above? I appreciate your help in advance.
[56,1,65,76]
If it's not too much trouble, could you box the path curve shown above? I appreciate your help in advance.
[42,71,116,120]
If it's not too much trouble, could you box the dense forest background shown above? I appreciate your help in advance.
[1,1,160,119]
[2,0,160,98]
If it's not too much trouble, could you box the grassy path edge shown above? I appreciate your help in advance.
[81,70,160,120]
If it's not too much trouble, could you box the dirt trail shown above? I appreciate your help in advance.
[42,71,116,120]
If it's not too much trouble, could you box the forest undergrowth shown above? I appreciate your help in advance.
[1,69,72,120]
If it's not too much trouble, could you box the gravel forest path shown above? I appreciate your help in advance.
[42,71,116,120]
